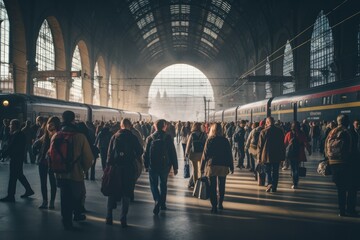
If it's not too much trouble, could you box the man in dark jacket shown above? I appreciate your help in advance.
[257,117,285,193]
[143,119,178,215]
[0,119,34,202]
[0,119,10,162]
[105,118,143,227]
[233,120,246,169]
[95,123,112,170]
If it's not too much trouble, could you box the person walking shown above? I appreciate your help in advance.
[32,116,61,209]
[143,119,178,215]
[257,117,285,193]
[284,121,311,189]
[185,122,207,187]
[0,119,34,202]
[201,123,234,213]
[105,119,143,227]
[49,111,93,230]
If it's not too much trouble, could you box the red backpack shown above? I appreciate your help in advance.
[48,131,76,173]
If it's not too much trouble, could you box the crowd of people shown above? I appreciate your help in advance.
[0,112,359,231]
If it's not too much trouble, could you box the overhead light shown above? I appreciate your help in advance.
[2,100,9,107]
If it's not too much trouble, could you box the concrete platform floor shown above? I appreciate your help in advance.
[0,143,359,240]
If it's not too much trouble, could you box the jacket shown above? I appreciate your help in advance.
[2,130,26,163]
[257,125,285,164]
[107,129,143,197]
[284,130,311,162]
[200,136,234,176]
[51,125,93,182]
[143,130,178,171]
[325,126,351,165]
[185,131,207,161]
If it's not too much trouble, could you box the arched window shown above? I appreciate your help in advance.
[148,64,215,121]
[265,57,272,99]
[0,0,11,92]
[283,40,295,94]
[310,10,335,87]
[69,45,83,102]
[108,75,112,107]
[93,62,100,105]
[34,20,56,98]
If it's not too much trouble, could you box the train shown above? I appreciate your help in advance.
[211,77,360,123]
[0,93,155,124]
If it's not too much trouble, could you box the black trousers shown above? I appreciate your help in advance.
[331,164,357,213]
[8,160,32,197]
[57,179,84,226]
[100,148,108,171]
[39,163,56,203]
[209,176,226,208]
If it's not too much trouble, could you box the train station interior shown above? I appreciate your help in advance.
[0,0,360,239]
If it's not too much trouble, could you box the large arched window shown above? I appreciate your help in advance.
[34,19,56,98]
[310,10,335,87]
[93,62,100,105]
[265,57,272,99]
[0,0,11,92]
[69,45,83,102]
[108,75,112,107]
[148,64,215,121]
[283,40,295,94]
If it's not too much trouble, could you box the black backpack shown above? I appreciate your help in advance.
[286,132,300,160]
[113,133,134,165]
[191,132,205,153]
[149,134,168,169]
[251,128,261,148]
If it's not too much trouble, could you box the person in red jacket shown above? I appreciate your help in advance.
[284,121,311,189]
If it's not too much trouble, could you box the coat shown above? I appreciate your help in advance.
[185,131,207,161]
[107,129,143,197]
[200,136,234,177]
[2,130,26,164]
[257,125,285,164]
[284,130,311,162]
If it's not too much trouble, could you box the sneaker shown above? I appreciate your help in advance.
[160,205,167,210]
[20,189,34,198]
[38,202,48,209]
[153,202,160,215]
[0,196,15,202]
[73,214,86,222]
[265,185,272,193]
[291,185,298,189]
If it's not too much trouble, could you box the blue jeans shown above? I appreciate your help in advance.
[149,168,169,206]
[265,162,280,190]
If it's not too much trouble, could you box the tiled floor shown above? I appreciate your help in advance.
[0,143,359,240]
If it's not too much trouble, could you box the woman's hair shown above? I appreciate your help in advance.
[291,121,300,131]
[43,116,61,143]
[191,122,202,132]
[208,123,223,138]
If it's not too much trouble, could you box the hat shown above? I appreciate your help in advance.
[259,120,265,126]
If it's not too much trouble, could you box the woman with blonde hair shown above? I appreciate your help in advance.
[185,122,207,187]
[201,123,234,213]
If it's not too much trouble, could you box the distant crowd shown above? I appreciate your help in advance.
[0,113,359,230]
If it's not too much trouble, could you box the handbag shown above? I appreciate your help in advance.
[193,176,210,200]
[101,165,122,197]
[184,158,190,179]
[317,160,332,176]
[299,162,306,177]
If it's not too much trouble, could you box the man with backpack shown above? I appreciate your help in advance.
[246,121,265,182]
[143,119,178,215]
[325,114,357,217]
[105,118,143,227]
[49,111,93,230]
[233,120,246,169]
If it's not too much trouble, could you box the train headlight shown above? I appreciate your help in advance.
[2,100,9,107]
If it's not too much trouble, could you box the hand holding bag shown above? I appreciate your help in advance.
[101,165,122,197]
[184,157,190,179]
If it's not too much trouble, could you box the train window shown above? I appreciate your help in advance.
[298,101,303,108]
[305,100,308,106]
[340,94,347,102]
[357,91,360,100]
[322,97,326,105]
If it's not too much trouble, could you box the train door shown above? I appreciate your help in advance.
[293,102,298,122]
[250,109,253,123]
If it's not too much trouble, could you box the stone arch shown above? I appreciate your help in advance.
[74,40,91,104]
[94,55,107,106]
